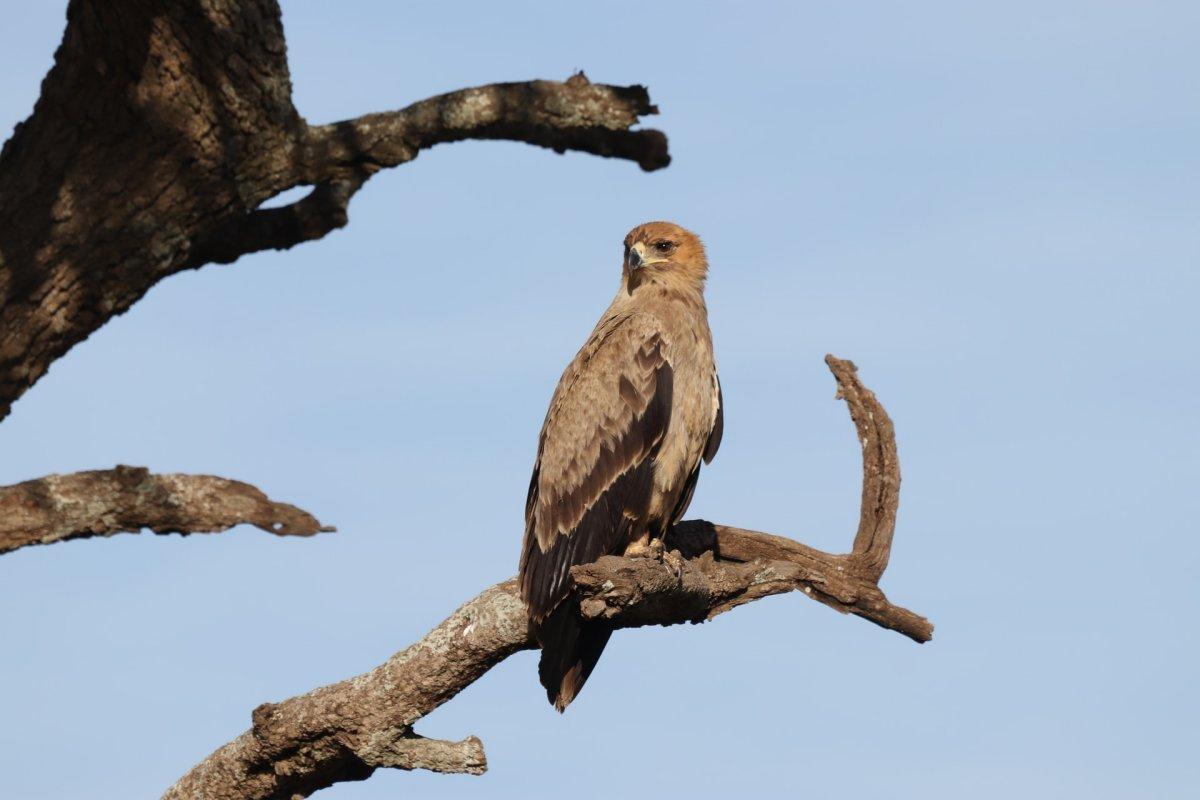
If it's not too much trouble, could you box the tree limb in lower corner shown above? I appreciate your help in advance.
[164,356,931,800]
[0,466,332,556]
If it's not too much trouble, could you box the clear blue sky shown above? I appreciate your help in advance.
[1,2,1197,798]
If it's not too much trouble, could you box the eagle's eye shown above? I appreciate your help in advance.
[653,240,674,254]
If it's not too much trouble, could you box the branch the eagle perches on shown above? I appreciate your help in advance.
[159,355,932,800]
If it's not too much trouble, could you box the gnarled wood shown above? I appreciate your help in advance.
[163,582,532,800]
[0,0,668,423]
[166,356,930,799]
[0,466,331,555]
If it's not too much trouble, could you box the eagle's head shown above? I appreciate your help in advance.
[622,221,708,292]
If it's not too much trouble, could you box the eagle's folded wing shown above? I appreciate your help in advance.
[520,316,673,623]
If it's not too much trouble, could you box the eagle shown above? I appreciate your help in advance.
[519,221,723,711]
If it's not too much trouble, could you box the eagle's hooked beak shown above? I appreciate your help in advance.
[628,242,646,269]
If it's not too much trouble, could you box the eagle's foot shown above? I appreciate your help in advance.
[623,536,664,560]
[624,537,684,580]
[663,547,686,581]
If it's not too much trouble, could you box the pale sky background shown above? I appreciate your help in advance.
[2,2,1198,799]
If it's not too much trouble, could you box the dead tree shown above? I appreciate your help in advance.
[0,3,932,798]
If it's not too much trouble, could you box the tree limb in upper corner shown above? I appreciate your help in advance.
[164,356,932,800]
[0,466,331,556]
[0,0,669,423]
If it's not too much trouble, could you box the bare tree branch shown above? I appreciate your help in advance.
[578,355,924,640]
[0,0,669,423]
[0,466,331,555]
[301,73,669,179]
[183,174,368,269]
[164,581,531,800]
[187,73,667,269]
[165,356,930,800]
[576,524,931,644]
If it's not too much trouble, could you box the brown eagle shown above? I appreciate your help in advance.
[519,221,723,711]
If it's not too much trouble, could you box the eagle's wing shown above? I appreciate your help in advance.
[704,375,723,464]
[520,313,673,623]
[668,375,722,527]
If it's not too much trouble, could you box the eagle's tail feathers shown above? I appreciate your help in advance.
[536,600,613,712]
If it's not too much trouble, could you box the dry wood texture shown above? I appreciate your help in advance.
[0,465,330,555]
[163,356,931,800]
[0,0,668,423]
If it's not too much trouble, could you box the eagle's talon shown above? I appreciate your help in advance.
[663,548,685,581]
[624,537,664,560]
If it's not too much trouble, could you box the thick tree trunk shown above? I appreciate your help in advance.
[0,0,668,422]
[0,1,299,416]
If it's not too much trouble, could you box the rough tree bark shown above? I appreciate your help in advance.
[0,465,330,555]
[0,0,668,424]
[163,356,931,800]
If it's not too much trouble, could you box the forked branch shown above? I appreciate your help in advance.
[2,0,671,425]
[187,73,667,269]
[164,356,931,800]
[574,355,925,641]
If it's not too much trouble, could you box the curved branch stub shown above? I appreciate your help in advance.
[825,354,901,582]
